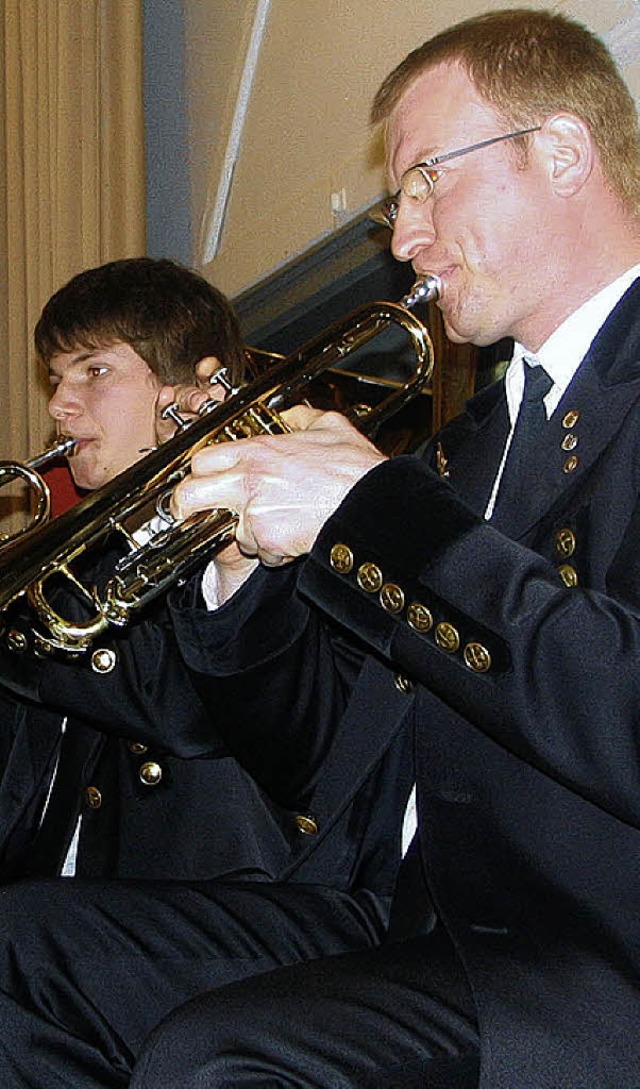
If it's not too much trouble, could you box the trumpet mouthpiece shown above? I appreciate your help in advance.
[403,275,441,308]
[28,436,77,470]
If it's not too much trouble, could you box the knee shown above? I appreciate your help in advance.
[132,997,219,1089]
[132,985,283,1089]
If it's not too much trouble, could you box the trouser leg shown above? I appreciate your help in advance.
[132,926,480,1089]
[0,877,384,1089]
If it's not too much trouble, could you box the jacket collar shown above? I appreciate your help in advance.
[434,277,640,534]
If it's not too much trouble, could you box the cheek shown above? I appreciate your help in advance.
[110,389,158,435]
[127,404,158,443]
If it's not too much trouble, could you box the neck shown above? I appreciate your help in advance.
[519,208,640,351]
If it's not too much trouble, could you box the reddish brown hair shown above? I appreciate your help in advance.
[372,8,640,213]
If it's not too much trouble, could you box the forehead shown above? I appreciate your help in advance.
[385,61,502,182]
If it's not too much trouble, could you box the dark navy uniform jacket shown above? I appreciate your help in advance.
[169,277,640,1088]
[0,539,412,908]
[0,587,299,881]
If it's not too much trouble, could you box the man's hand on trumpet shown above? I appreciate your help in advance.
[170,405,387,582]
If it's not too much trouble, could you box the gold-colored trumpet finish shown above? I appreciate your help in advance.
[0,437,77,546]
[0,276,439,654]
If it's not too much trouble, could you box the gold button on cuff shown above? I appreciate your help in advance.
[407,603,433,633]
[91,648,117,674]
[394,673,415,694]
[463,642,492,673]
[435,622,460,653]
[357,562,383,593]
[561,433,578,451]
[558,564,579,587]
[562,409,581,429]
[139,761,163,786]
[330,543,354,575]
[563,455,579,474]
[128,741,148,755]
[6,629,28,653]
[555,528,576,558]
[295,814,318,836]
[379,583,405,613]
[85,786,102,809]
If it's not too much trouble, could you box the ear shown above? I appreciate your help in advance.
[537,113,594,196]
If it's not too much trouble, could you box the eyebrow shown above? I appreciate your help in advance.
[47,348,103,376]
[390,146,440,189]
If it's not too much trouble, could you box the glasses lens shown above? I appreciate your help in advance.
[401,166,437,202]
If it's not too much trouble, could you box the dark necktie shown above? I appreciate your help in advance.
[491,362,553,529]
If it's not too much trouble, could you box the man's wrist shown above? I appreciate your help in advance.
[201,556,259,609]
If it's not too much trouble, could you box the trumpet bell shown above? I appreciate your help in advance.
[0,438,76,547]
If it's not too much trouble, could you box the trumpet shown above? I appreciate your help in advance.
[0,276,439,655]
[0,437,77,545]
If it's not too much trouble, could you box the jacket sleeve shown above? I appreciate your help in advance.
[300,455,640,827]
[0,604,223,757]
[169,560,369,807]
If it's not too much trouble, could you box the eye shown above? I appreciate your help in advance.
[87,364,109,378]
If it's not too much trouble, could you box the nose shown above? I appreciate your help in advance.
[390,199,437,265]
[47,379,82,423]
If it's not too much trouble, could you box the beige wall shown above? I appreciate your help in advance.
[184,0,640,297]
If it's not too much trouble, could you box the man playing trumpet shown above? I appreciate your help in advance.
[132,9,640,1087]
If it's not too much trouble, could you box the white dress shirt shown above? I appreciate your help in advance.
[485,263,640,518]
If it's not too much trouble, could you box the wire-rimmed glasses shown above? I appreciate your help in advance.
[370,126,541,230]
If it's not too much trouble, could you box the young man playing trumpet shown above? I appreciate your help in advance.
[0,255,254,881]
[0,256,413,1088]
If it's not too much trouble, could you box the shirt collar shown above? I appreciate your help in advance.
[506,264,640,423]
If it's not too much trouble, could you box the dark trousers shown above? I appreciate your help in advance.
[131,927,480,1089]
[0,877,387,1088]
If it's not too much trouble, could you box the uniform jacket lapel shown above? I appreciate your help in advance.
[432,277,640,537]
[427,381,509,517]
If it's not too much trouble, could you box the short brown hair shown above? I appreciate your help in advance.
[371,8,640,213]
[35,257,247,385]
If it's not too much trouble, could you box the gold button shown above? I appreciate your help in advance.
[91,648,116,674]
[357,562,383,593]
[555,528,576,558]
[379,583,405,613]
[139,761,163,786]
[33,635,54,656]
[295,814,318,836]
[407,602,433,633]
[558,564,579,587]
[563,455,579,474]
[394,673,414,694]
[463,643,492,673]
[561,433,578,451]
[435,622,460,653]
[330,543,353,575]
[85,786,102,809]
[128,741,148,755]
[6,629,28,653]
[562,409,581,428]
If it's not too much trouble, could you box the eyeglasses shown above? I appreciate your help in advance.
[370,126,541,230]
